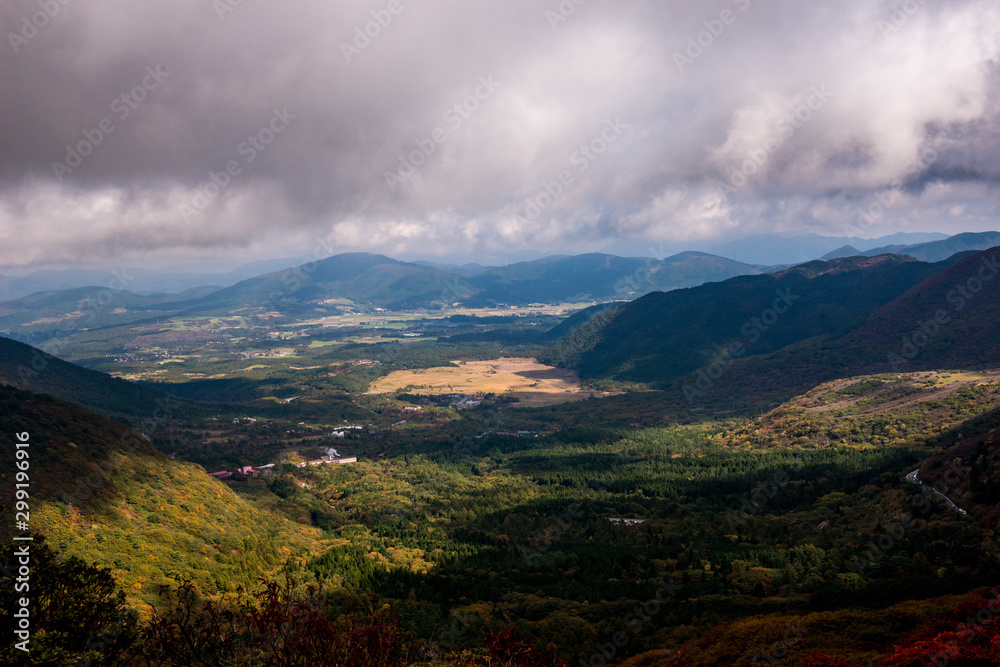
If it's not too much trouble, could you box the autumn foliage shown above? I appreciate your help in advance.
[883,595,1000,667]
[803,593,1000,667]
[137,579,405,666]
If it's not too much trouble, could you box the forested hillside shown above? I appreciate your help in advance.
[543,254,952,388]
[0,385,325,611]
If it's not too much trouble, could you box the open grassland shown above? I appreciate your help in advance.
[715,370,1000,451]
[366,356,618,405]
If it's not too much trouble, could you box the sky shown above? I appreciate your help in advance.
[2,0,1000,270]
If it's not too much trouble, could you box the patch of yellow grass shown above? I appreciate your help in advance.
[367,357,616,406]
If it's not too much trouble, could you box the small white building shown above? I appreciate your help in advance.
[607,517,645,526]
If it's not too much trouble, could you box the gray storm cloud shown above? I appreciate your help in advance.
[1,0,999,267]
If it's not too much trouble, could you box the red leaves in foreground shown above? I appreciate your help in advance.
[442,625,571,666]
[883,593,1000,667]
[807,592,1000,667]
[483,626,571,667]
[139,579,571,666]
[138,579,404,666]
[806,652,853,667]
[883,630,1000,667]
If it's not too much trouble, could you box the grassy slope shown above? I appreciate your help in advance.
[0,385,325,611]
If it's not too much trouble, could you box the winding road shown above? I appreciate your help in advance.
[906,469,968,515]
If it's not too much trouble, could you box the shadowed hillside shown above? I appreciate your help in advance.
[675,246,1000,413]
[543,254,953,389]
[0,335,189,424]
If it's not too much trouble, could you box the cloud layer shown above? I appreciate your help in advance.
[2,0,1000,267]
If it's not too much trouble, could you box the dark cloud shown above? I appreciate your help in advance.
[1,0,999,267]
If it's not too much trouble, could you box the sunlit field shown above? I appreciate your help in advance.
[367,356,619,405]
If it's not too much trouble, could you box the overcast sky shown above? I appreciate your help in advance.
[2,0,999,269]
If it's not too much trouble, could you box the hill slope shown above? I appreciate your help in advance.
[0,385,324,609]
[139,252,449,315]
[0,335,189,424]
[466,252,767,304]
[675,246,1000,412]
[544,254,951,388]
[0,285,220,339]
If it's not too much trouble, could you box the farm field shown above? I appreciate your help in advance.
[366,356,618,405]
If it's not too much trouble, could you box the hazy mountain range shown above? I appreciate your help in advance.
[0,231,965,302]
[820,231,1000,262]
[2,232,999,343]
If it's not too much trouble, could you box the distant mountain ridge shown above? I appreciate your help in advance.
[0,250,771,336]
[0,257,300,301]
[549,245,1000,414]
[602,231,952,265]
[821,231,1000,262]
[3,235,996,341]
[542,253,955,388]
[2,231,966,303]
[686,245,1000,411]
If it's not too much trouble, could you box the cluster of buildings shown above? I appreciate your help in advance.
[607,517,645,526]
[208,463,275,480]
[294,452,358,467]
[449,394,484,408]
[329,425,374,437]
[414,394,484,409]
[207,448,356,480]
